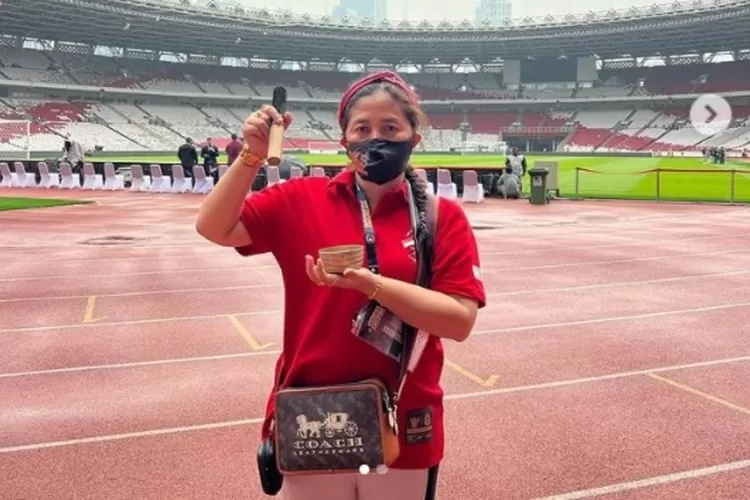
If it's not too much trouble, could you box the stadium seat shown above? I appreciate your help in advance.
[171,165,193,194]
[191,165,214,195]
[13,162,37,188]
[129,165,151,192]
[414,168,435,195]
[59,162,80,190]
[37,162,60,188]
[148,164,171,193]
[461,170,485,204]
[0,162,18,188]
[310,167,326,178]
[103,162,124,190]
[266,166,284,187]
[82,162,104,190]
[436,168,457,200]
[217,164,229,180]
[290,166,303,179]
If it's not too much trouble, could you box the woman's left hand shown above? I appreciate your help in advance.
[305,255,376,295]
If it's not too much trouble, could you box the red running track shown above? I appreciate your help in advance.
[1,188,749,500]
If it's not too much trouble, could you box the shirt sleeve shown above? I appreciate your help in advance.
[429,199,486,309]
[234,181,293,258]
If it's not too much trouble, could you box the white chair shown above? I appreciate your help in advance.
[266,166,284,187]
[217,164,229,181]
[59,162,81,190]
[436,169,457,200]
[103,163,124,190]
[192,165,214,194]
[149,164,172,193]
[0,162,18,188]
[461,170,485,203]
[310,166,326,178]
[13,162,37,188]
[290,166,304,179]
[170,165,192,193]
[414,168,435,194]
[129,165,151,191]
[37,162,60,188]
[82,162,104,190]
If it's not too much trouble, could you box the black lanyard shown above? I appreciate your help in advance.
[354,180,419,276]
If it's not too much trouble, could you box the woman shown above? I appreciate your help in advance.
[195,71,486,500]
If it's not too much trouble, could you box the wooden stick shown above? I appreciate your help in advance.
[266,86,287,166]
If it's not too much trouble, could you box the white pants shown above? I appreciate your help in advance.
[282,468,429,500]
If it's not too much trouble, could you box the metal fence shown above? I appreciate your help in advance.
[573,167,750,204]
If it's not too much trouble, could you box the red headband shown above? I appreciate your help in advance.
[337,70,420,128]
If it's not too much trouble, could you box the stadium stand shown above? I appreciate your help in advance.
[2,0,750,158]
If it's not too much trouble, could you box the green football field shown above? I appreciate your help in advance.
[88,154,750,203]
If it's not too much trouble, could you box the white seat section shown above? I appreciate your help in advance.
[413,168,435,195]
[310,166,326,177]
[192,165,214,194]
[436,168,457,200]
[0,162,19,188]
[103,162,124,190]
[290,166,303,179]
[217,164,229,180]
[149,164,171,193]
[37,162,60,188]
[82,162,104,190]
[129,164,152,191]
[461,170,485,203]
[171,165,192,193]
[266,165,284,187]
[59,162,80,189]
[13,162,37,188]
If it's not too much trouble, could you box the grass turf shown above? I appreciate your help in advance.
[0,197,88,212]
[84,154,750,203]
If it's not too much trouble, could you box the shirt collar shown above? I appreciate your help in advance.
[327,168,411,203]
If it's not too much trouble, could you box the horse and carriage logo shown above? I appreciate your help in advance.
[296,410,360,439]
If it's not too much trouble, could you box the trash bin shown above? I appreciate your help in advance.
[528,167,549,205]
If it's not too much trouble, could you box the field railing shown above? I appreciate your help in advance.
[573,167,750,204]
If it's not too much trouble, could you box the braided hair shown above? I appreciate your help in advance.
[340,81,435,277]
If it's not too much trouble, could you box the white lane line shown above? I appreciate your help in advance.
[3,299,750,336]
[0,351,283,379]
[443,356,750,401]
[3,268,746,304]
[0,310,282,334]
[487,269,750,298]
[532,459,750,499]
[2,247,748,283]
[0,283,280,303]
[1,356,748,453]
[0,418,265,454]
[472,301,750,336]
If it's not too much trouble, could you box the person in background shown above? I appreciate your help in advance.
[61,136,85,182]
[223,133,243,184]
[178,137,198,179]
[201,137,220,180]
[499,147,527,199]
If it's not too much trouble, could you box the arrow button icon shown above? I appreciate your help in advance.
[691,94,732,137]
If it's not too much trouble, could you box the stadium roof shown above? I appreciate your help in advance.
[2,0,750,65]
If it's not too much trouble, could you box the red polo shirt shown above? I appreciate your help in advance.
[235,169,486,470]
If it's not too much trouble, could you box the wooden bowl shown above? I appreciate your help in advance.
[319,244,364,274]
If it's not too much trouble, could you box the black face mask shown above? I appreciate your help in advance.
[347,138,413,185]
[64,141,72,151]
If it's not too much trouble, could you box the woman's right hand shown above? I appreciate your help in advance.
[242,105,293,160]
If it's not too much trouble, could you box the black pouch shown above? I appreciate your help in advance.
[257,438,283,495]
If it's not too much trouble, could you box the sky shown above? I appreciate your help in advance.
[221,0,665,21]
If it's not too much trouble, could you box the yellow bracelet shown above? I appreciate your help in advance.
[238,144,265,169]
[368,276,383,300]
